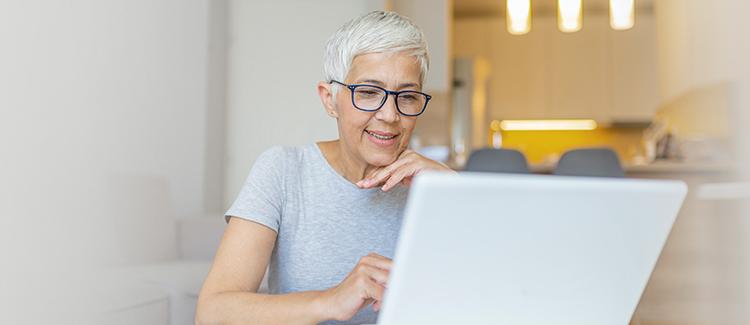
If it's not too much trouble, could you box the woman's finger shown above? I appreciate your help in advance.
[366,252,389,260]
[365,160,408,187]
[357,264,390,285]
[358,158,410,188]
[361,166,384,182]
[356,167,385,188]
[381,164,418,192]
[364,278,386,302]
[373,300,382,311]
[361,253,394,271]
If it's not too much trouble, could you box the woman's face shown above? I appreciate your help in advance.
[323,51,422,167]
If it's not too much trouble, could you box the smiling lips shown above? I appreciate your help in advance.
[365,129,399,146]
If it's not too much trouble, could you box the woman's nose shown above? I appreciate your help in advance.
[374,94,400,122]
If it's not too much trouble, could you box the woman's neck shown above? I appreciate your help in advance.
[317,140,378,184]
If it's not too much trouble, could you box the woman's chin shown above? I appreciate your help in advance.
[363,151,400,167]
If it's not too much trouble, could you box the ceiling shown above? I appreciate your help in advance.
[454,0,654,17]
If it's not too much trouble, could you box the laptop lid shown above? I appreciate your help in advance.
[378,172,687,325]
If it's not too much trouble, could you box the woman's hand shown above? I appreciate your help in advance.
[356,149,455,191]
[318,253,393,321]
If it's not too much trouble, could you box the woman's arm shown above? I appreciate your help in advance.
[195,217,327,324]
[195,217,392,325]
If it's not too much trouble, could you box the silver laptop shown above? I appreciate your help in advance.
[377,172,687,325]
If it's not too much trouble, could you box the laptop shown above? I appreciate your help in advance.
[377,172,687,325]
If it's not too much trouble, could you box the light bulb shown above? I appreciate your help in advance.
[610,0,635,30]
[558,0,583,33]
[507,0,531,35]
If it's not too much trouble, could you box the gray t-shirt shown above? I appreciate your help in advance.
[226,144,408,325]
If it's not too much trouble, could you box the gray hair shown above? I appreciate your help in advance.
[323,11,429,95]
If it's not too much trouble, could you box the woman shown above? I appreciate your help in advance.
[196,11,453,325]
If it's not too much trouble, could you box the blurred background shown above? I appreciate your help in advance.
[1,0,748,324]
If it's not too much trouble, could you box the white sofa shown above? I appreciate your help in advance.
[101,216,232,325]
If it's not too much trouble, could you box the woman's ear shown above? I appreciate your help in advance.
[317,81,339,118]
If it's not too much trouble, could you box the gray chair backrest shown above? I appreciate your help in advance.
[554,148,625,178]
[464,148,530,174]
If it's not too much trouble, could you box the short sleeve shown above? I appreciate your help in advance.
[225,146,286,232]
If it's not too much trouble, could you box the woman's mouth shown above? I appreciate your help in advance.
[365,129,399,146]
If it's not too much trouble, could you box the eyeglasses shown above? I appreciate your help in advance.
[330,80,431,117]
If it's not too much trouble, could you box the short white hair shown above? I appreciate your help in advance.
[323,11,429,94]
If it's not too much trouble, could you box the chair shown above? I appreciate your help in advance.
[554,148,625,178]
[464,148,531,174]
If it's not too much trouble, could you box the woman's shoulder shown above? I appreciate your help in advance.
[260,143,316,159]
[255,144,317,170]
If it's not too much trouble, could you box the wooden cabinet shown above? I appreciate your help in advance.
[547,16,609,120]
[488,17,549,120]
[608,14,660,121]
[454,14,659,122]
[454,18,493,60]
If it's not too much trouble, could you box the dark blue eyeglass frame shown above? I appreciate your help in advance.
[329,80,431,117]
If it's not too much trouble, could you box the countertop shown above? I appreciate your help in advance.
[529,160,734,174]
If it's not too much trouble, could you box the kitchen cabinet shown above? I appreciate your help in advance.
[454,13,660,122]
[547,16,609,120]
[454,18,492,60]
[608,14,660,121]
[488,17,549,120]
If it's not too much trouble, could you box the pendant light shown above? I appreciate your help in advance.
[558,0,583,33]
[610,0,635,30]
[507,0,532,35]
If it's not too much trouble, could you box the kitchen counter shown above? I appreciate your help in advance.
[697,181,750,200]
[623,160,734,174]
[529,160,734,174]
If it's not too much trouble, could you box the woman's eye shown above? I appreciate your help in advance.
[357,90,380,97]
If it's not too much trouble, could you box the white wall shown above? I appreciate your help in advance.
[392,0,452,92]
[654,1,738,103]
[223,0,386,207]
[0,1,221,322]
[204,0,230,215]
[646,1,750,324]
[654,0,750,172]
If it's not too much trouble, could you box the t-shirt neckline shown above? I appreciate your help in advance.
[312,142,380,192]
